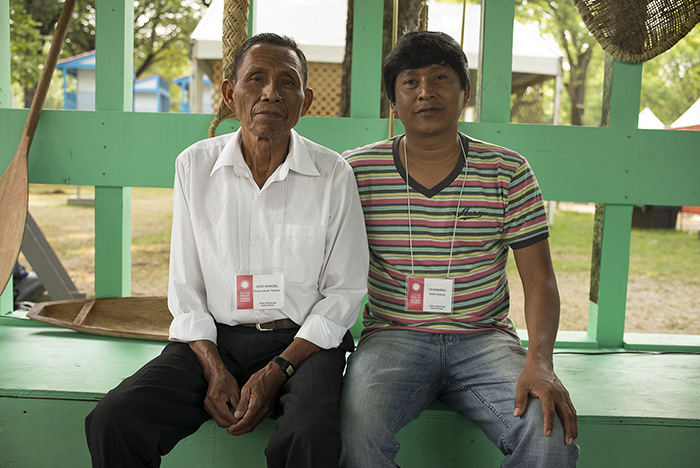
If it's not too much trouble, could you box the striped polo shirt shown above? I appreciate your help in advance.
[344,133,549,340]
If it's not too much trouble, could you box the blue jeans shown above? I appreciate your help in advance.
[339,329,579,467]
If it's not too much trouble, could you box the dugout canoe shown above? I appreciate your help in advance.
[27,297,171,341]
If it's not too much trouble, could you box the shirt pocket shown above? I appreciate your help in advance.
[281,224,326,285]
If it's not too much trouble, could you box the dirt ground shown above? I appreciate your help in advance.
[508,209,700,336]
[507,269,700,336]
[15,188,700,336]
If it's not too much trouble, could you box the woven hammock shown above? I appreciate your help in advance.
[209,0,250,138]
[573,0,700,64]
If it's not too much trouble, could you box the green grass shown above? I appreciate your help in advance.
[507,210,700,282]
[505,209,700,335]
[507,210,595,274]
[549,211,595,273]
[629,227,699,279]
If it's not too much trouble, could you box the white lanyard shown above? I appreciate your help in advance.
[403,134,468,278]
[234,166,288,310]
[235,170,288,274]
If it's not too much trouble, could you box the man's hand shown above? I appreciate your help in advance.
[203,368,241,429]
[189,340,240,429]
[228,362,287,435]
[513,359,578,446]
[228,337,321,436]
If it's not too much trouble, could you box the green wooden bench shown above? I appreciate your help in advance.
[1,314,699,468]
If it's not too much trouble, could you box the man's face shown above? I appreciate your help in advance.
[223,43,312,142]
[390,63,469,137]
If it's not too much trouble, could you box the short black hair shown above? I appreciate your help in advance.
[382,31,470,103]
[232,33,308,88]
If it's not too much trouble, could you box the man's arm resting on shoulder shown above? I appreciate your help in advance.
[512,239,578,446]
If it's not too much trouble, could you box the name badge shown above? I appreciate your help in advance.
[405,276,454,314]
[236,274,285,310]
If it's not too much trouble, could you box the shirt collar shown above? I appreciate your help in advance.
[210,129,320,179]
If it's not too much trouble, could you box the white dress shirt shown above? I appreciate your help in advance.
[168,129,369,350]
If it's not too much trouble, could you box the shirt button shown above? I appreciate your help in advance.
[255,234,261,240]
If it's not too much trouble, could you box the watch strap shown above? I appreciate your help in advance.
[271,356,295,379]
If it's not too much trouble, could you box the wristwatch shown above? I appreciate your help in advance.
[271,356,295,379]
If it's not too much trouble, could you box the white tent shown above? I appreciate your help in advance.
[189,0,564,115]
[638,107,666,129]
[671,97,700,130]
[190,0,346,64]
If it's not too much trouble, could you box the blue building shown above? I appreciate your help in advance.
[56,51,171,112]
[172,74,212,114]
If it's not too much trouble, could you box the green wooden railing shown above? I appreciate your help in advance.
[1,0,698,350]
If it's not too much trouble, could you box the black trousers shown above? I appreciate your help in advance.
[85,324,354,468]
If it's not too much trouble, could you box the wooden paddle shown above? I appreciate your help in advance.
[0,0,77,294]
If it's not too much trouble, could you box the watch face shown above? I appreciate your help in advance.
[273,356,294,378]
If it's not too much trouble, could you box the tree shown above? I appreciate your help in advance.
[339,0,425,118]
[10,0,205,109]
[10,0,66,107]
[515,0,600,126]
[132,0,204,78]
[9,2,43,94]
[641,24,700,125]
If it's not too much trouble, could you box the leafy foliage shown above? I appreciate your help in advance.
[641,24,700,125]
[10,0,205,109]
[515,0,602,126]
[133,0,205,78]
[9,1,44,88]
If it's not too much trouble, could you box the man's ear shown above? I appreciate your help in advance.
[222,79,236,112]
[390,100,398,118]
[300,87,314,117]
[463,84,471,109]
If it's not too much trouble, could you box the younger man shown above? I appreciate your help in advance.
[340,31,579,467]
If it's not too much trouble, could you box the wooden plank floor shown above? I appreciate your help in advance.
[1,315,699,467]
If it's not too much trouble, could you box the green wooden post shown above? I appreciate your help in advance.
[95,186,132,297]
[0,0,9,109]
[248,0,257,37]
[477,0,514,124]
[0,0,12,313]
[588,56,642,348]
[588,204,634,347]
[350,0,383,119]
[607,58,643,129]
[94,0,134,298]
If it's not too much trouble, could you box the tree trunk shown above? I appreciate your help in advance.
[340,0,424,118]
[23,84,37,109]
[338,0,354,117]
[564,47,592,126]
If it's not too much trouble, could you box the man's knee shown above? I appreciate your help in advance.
[502,399,579,467]
[267,407,342,467]
[86,387,138,443]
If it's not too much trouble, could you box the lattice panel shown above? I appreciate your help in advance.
[210,60,223,115]
[510,85,545,124]
[306,62,342,117]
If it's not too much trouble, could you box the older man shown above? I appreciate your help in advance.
[340,31,579,467]
[86,33,368,468]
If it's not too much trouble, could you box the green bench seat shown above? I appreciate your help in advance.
[1,316,699,467]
